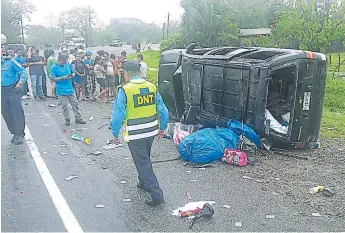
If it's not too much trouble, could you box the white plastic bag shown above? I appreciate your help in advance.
[173,123,190,146]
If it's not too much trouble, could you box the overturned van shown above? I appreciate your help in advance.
[158,44,327,149]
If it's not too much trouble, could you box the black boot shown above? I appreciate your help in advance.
[12,135,24,145]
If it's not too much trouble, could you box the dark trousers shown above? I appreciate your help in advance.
[42,71,47,97]
[21,82,29,96]
[1,85,25,137]
[128,137,164,202]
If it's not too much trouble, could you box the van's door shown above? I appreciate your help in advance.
[290,58,326,145]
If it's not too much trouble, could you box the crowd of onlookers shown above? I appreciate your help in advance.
[6,45,148,103]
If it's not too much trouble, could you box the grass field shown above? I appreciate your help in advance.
[127,50,345,139]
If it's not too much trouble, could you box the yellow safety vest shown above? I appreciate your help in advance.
[122,78,158,142]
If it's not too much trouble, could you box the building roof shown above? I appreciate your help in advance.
[239,28,271,37]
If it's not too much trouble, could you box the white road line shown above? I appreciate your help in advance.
[24,125,84,233]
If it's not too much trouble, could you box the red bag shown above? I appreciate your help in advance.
[222,148,248,167]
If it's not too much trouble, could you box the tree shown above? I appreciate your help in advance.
[1,0,36,43]
[25,25,62,48]
[58,6,97,46]
[271,1,345,52]
[181,0,240,47]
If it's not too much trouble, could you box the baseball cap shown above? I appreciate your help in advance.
[86,50,92,55]
[124,61,141,72]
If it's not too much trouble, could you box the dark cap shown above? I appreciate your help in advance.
[124,60,141,72]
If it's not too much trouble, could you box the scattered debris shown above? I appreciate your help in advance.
[243,176,253,180]
[98,124,109,130]
[312,213,321,217]
[95,204,105,208]
[43,124,51,127]
[60,152,67,156]
[261,187,267,191]
[102,166,109,170]
[266,215,275,219]
[77,128,88,131]
[152,157,180,164]
[76,154,84,157]
[102,143,124,150]
[124,157,130,160]
[60,144,68,147]
[172,201,216,217]
[64,175,78,181]
[327,128,334,131]
[322,187,335,197]
[84,138,91,145]
[274,178,280,181]
[24,103,28,105]
[186,192,192,200]
[49,104,56,108]
[190,180,197,182]
[222,205,231,209]
[120,181,127,184]
[71,133,84,141]
[88,151,102,156]
[273,149,309,160]
[102,116,111,119]
[89,116,94,121]
[235,222,242,227]
[199,168,206,171]
[189,203,215,229]
[313,142,321,149]
[271,192,279,196]
[111,156,116,159]
[186,171,192,173]
[309,185,324,194]
[52,145,57,147]
[20,190,24,194]
[43,152,48,154]
[123,198,131,202]
[193,164,212,169]
[87,162,95,165]
[256,179,264,183]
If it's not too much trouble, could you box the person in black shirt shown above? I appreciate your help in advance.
[71,53,87,100]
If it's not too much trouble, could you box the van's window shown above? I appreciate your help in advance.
[266,66,297,135]
[245,51,286,60]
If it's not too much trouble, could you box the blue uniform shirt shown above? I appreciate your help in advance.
[110,76,169,138]
[1,57,28,87]
[14,56,26,65]
[50,62,75,96]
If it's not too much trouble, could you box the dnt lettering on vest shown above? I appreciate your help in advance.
[133,92,156,107]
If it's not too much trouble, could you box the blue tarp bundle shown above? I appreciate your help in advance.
[226,119,261,148]
[178,119,261,164]
[178,128,239,164]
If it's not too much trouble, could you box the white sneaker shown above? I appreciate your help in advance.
[21,95,30,99]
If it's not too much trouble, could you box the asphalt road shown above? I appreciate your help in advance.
[2,45,344,231]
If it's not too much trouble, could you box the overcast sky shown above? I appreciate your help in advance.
[25,0,184,26]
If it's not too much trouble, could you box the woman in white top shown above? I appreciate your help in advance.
[104,52,116,99]
[93,56,108,102]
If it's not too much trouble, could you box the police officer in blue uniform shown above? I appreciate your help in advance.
[1,45,28,145]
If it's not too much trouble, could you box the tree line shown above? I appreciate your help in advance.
[161,0,345,53]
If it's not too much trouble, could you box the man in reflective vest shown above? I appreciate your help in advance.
[110,61,168,206]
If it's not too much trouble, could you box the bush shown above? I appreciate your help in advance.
[324,74,345,112]
[127,50,160,68]
[160,33,186,53]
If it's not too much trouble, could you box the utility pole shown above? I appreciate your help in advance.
[20,15,25,44]
[162,23,166,40]
[167,12,170,37]
[86,6,94,47]
[185,1,191,44]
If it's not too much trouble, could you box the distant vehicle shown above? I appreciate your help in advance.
[109,39,123,47]
[5,43,27,56]
[71,37,86,49]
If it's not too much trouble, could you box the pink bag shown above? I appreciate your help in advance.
[222,148,247,167]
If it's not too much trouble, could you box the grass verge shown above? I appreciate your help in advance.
[127,50,160,68]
